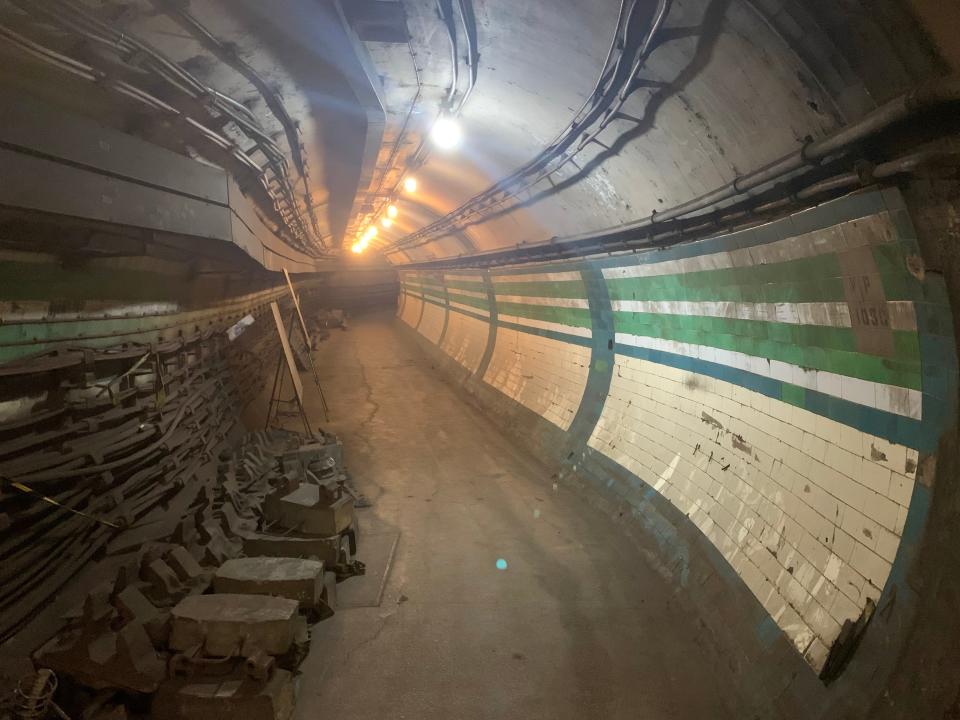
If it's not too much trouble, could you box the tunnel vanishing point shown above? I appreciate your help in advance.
[1,1,960,719]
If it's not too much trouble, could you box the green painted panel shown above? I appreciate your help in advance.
[491,280,587,298]
[613,312,922,389]
[496,302,592,329]
[606,256,848,303]
[612,312,921,361]
[444,279,487,293]
[447,293,489,311]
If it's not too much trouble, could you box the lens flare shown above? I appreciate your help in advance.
[431,116,462,149]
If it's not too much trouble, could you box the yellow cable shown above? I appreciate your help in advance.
[3,478,120,529]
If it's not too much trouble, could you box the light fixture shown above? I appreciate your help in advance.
[431,116,462,149]
[403,176,417,193]
[351,242,363,254]
[364,225,378,240]
[386,204,398,219]
[381,217,393,228]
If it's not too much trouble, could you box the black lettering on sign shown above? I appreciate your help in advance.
[851,303,891,329]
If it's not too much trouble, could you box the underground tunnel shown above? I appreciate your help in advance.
[1,0,959,718]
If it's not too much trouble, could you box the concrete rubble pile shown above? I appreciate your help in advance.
[1,426,363,720]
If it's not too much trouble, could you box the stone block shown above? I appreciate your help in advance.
[152,669,295,720]
[277,486,353,536]
[169,594,298,656]
[166,547,204,581]
[37,620,166,694]
[240,531,341,565]
[213,557,324,609]
[144,559,182,597]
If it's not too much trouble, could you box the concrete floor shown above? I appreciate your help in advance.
[293,313,740,719]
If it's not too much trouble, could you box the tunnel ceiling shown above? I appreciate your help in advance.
[0,0,953,269]
[367,0,949,264]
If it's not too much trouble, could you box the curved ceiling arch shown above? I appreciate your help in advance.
[351,0,946,265]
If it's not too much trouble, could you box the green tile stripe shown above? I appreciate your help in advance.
[403,280,446,302]
[445,279,488,293]
[418,277,447,291]
[613,312,922,390]
[447,292,490,312]
[491,280,587,298]
[496,302,592,329]
[605,242,934,305]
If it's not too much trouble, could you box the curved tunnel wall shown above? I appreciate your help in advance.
[397,187,957,708]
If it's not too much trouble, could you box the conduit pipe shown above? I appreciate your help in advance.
[395,74,960,258]
[401,139,960,269]
[642,75,960,225]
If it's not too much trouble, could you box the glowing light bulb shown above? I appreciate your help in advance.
[381,217,393,228]
[431,116,462,149]
[364,226,378,240]
[403,176,418,193]
[351,242,363,254]
[387,204,398,219]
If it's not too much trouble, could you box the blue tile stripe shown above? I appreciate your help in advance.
[592,190,889,271]
[567,263,615,448]
[497,319,593,349]
[446,302,492,324]
[613,341,937,452]
[436,277,451,347]
[475,273,499,379]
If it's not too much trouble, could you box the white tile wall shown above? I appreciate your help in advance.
[440,311,489,374]
[588,353,916,672]
[483,327,591,431]
[399,291,422,328]
[417,301,446,344]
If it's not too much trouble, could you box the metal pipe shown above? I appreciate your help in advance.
[400,74,960,256]
[389,0,669,251]
[21,0,320,252]
[152,1,326,247]
[396,144,960,268]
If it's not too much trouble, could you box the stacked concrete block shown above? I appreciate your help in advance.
[213,558,325,609]
[276,484,354,536]
[153,669,296,720]
[170,593,299,656]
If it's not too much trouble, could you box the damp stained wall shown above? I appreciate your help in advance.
[397,187,958,677]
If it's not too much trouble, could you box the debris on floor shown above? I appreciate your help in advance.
[2,415,363,719]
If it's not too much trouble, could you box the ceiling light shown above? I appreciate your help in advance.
[351,242,363,254]
[365,226,378,239]
[386,204,398,219]
[431,116,462,149]
[403,177,417,193]
[381,217,393,228]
